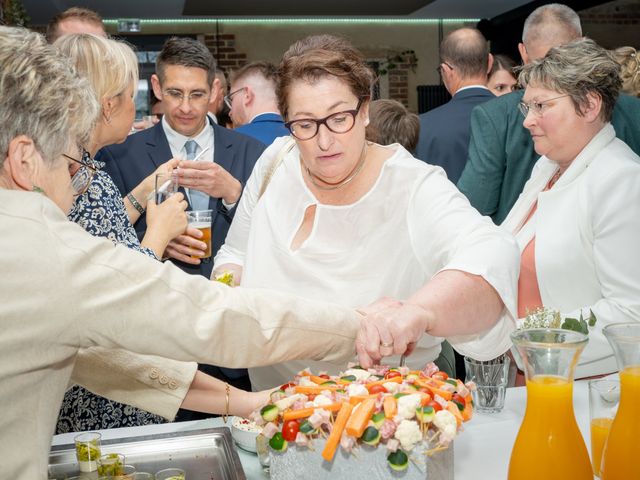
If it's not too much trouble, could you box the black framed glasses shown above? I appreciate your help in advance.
[518,94,570,118]
[63,152,96,196]
[285,99,365,141]
[223,87,247,109]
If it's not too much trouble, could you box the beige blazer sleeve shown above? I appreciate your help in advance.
[70,348,197,420]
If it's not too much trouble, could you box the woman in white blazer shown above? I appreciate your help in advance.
[503,38,640,378]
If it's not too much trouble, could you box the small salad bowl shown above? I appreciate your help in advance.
[230,416,261,453]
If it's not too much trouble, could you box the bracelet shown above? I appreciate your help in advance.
[127,192,145,214]
[223,382,231,424]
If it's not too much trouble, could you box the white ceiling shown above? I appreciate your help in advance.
[24,0,534,25]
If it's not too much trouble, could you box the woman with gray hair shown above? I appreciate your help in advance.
[503,38,640,378]
[0,27,362,479]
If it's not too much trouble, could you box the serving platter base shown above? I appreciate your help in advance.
[270,439,453,480]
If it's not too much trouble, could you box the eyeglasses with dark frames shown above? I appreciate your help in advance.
[518,94,570,117]
[285,99,365,141]
[223,87,247,109]
[63,152,96,196]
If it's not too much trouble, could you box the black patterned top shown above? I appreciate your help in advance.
[56,151,165,433]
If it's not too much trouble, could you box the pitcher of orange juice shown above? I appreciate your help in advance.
[600,323,640,480]
[508,329,592,480]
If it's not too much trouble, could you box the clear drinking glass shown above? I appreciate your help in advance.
[74,431,101,472]
[155,467,186,480]
[508,329,592,479]
[155,171,179,204]
[589,378,620,477]
[186,210,212,259]
[97,453,126,476]
[463,355,510,413]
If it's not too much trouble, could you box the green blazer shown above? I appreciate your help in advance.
[457,91,640,224]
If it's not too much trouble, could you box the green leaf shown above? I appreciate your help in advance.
[561,317,589,335]
[588,310,597,327]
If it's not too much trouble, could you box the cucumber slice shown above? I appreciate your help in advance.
[360,426,381,446]
[393,392,408,399]
[320,380,337,386]
[260,404,279,422]
[371,412,386,429]
[269,432,288,451]
[299,420,316,435]
[406,373,420,382]
[445,379,458,387]
[387,450,409,471]
[416,405,435,423]
[340,375,357,382]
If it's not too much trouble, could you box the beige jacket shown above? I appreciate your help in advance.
[0,189,359,480]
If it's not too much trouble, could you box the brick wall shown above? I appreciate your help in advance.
[387,65,410,107]
[203,33,248,71]
[580,0,640,25]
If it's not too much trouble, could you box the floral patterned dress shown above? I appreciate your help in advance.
[55,152,166,433]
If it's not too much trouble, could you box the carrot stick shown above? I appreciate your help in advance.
[446,401,463,427]
[322,402,354,462]
[294,385,342,394]
[348,394,379,405]
[414,379,453,401]
[309,375,332,385]
[282,403,343,421]
[345,398,376,438]
[383,395,397,419]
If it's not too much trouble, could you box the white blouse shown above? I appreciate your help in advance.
[216,137,519,390]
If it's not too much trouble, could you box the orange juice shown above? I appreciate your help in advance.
[508,375,592,479]
[601,366,640,480]
[590,417,613,476]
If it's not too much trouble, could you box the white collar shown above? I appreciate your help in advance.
[455,85,490,95]
[162,116,213,157]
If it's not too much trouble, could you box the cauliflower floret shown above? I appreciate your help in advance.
[394,420,422,451]
[383,381,400,394]
[397,393,422,420]
[433,410,458,444]
[298,376,316,387]
[346,383,369,397]
[313,394,333,407]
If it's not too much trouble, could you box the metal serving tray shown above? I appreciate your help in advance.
[48,427,246,479]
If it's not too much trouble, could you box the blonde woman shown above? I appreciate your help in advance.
[612,46,640,97]
[54,34,188,431]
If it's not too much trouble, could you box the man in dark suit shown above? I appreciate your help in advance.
[226,61,290,146]
[415,28,494,183]
[99,37,265,419]
[457,4,640,224]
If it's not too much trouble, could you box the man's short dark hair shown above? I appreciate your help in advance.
[45,7,104,43]
[440,28,489,79]
[156,36,216,86]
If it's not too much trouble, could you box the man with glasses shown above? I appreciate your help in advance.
[99,37,265,411]
[225,61,289,146]
[457,3,640,225]
[415,27,494,184]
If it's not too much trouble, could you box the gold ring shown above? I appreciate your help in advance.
[381,342,393,348]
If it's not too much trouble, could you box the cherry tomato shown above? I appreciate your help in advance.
[433,372,449,381]
[318,374,330,380]
[418,386,433,396]
[281,419,300,442]
[385,370,402,380]
[368,384,388,394]
[427,400,443,412]
[279,382,296,391]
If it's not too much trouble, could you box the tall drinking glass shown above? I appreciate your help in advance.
[186,210,212,259]
[155,171,179,204]
[600,323,640,480]
[508,329,592,480]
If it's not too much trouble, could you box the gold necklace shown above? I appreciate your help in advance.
[304,143,368,191]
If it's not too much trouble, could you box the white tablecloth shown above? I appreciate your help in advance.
[52,381,592,479]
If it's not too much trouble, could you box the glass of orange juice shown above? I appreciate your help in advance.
[589,378,620,477]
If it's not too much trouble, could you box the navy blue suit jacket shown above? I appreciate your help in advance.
[234,113,290,147]
[98,120,266,279]
[415,87,495,183]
